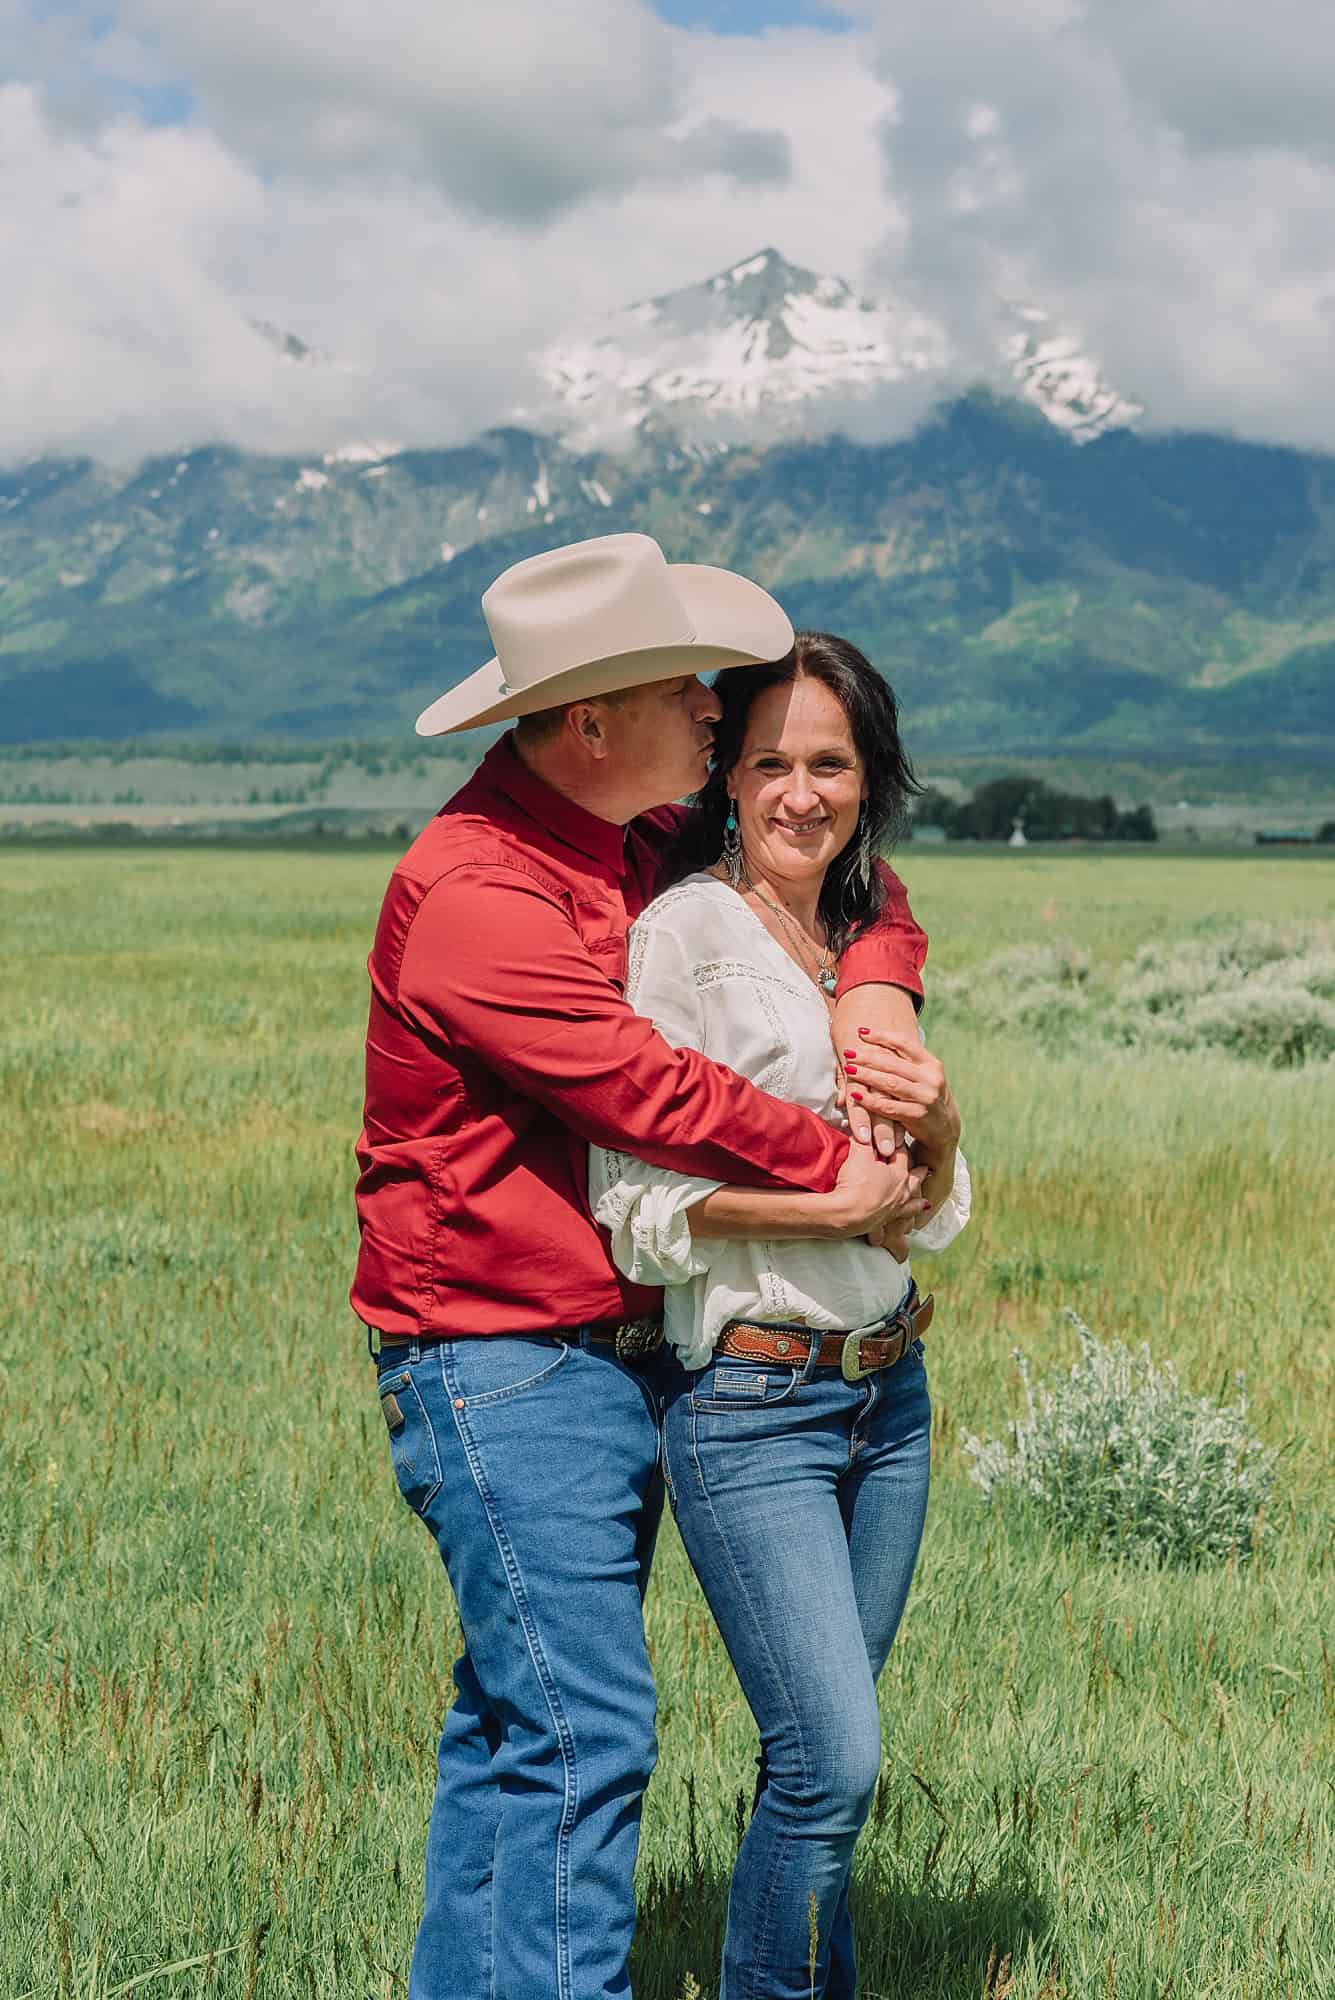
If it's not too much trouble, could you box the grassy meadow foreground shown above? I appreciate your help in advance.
[3,847,1332,1999]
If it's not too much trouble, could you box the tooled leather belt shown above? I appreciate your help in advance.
[716,1284,934,1383]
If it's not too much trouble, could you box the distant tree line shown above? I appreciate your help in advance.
[914,775,1158,843]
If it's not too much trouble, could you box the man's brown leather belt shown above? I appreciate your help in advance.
[717,1288,934,1383]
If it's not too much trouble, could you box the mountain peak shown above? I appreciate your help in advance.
[538,249,939,445]
[538,249,1140,450]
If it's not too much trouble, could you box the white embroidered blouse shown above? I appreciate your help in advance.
[589,872,972,1370]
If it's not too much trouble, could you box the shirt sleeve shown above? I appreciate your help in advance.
[588,909,724,1287]
[836,860,927,1007]
[397,863,849,1194]
[908,1149,972,1253]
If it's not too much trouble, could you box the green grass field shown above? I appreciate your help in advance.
[3,848,1332,1999]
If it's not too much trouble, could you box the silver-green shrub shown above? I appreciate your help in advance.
[961,1311,1280,1565]
[936,922,1335,1068]
[1146,983,1335,1065]
[934,941,1093,1045]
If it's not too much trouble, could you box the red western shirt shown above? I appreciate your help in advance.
[351,735,928,1339]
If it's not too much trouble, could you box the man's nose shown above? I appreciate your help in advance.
[691,678,723,723]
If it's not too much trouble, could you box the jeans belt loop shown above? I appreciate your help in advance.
[797,1325,823,1384]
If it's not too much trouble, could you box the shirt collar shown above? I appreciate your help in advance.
[480,733,628,875]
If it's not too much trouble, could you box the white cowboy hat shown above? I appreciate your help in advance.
[415,531,794,736]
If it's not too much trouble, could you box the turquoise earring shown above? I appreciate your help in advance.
[722,804,744,887]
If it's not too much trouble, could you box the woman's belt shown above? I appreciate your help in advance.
[716,1285,934,1383]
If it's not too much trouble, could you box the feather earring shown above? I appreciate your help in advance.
[722,805,744,887]
[857,810,874,892]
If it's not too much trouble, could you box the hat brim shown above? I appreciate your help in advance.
[415,563,795,737]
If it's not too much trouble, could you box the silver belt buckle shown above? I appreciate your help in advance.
[841,1330,871,1383]
[614,1317,664,1365]
[842,1302,912,1382]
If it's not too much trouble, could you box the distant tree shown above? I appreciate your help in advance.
[912,786,960,832]
[936,775,1157,842]
[1114,804,1158,842]
[956,776,1041,841]
[1317,820,1335,844]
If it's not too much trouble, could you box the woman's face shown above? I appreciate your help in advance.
[728,675,867,893]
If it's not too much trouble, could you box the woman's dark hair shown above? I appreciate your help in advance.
[668,630,921,953]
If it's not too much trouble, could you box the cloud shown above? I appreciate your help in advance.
[3,1,1334,460]
[0,83,561,461]
[0,15,882,461]
[861,0,1335,447]
[112,0,790,222]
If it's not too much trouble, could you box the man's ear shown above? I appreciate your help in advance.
[564,700,611,761]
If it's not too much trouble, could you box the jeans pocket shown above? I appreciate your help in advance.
[690,1360,801,1415]
[377,1367,443,1515]
[446,1335,572,1407]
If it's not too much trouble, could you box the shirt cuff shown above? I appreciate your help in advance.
[909,1152,972,1252]
[593,1170,723,1286]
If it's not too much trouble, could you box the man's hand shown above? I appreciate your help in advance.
[840,1031,961,1159]
[828,1133,929,1242]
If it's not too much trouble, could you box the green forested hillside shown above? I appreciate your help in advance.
[3,398,1334,759]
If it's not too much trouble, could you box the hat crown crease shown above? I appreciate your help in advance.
[483,533,694,694]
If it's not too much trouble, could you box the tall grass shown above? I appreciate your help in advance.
[2,848,1331,1998]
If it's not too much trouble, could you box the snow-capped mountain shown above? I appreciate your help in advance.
[538,248,947,445]
[1002,306,1143,443]
[538,248,1140,448]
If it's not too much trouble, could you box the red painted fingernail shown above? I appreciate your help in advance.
[845,1063,858,1074]
[843,1050,857,1060]
[851,1090,864,1102]
[858,1027,870,1037]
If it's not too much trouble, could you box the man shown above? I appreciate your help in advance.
[352,532,956,1999]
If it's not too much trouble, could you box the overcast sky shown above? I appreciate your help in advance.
[2,0,1333,460]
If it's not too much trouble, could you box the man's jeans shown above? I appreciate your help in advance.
[373,1332,676,2000]
[660,1338,931,2000]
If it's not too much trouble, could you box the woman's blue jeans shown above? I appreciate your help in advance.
[661,1337,932,2000]
[373,1332,676,2000]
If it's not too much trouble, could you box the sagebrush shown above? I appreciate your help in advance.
[935,920,1335,1065]
[962,1310,1281,1565]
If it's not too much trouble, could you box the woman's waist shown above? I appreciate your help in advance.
[681,1239,912,1331]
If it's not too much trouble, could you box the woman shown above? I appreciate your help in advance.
[589,632,970,1999]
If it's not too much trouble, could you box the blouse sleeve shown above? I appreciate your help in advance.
[904,1011,972,1252]
[589,908,725,1287]
[908,1148,972,1253]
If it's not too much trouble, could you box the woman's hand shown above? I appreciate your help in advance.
[828,1133,929,1243]
[841,1031,961,1158]
[831,983,918,1157]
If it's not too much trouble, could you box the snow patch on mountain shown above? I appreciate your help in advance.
[323,440,402,467]
[1003,308,1144,443]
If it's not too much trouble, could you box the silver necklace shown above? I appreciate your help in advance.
[744,877,837,997]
